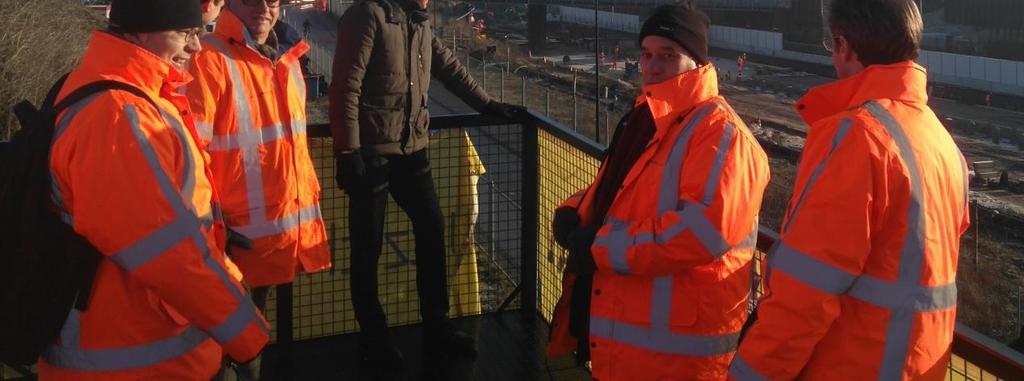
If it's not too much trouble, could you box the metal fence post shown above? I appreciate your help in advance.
[605,110,611,145]
[572,70,578,132]
[520,121,539,321]
[973,199,980,267]
[521,74,527,106]
[545,87,550,117]
[275,282,294,377]
[489,181,496,257]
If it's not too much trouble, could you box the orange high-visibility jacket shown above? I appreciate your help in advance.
[730,62,970,381]
[187,11,330,287]
[39,32,269,381]
[548,65,771,380]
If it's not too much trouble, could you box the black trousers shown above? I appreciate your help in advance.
[347,149,449,338]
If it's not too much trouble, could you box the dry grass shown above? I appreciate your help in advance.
[0,0,103,138]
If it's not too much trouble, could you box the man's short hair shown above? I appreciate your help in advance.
[201,0,225,4]
[829,0,922,66]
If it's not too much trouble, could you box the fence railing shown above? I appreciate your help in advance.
[3,108,1023,380]
[275,108,1024,381]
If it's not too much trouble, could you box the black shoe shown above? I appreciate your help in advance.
[359,332,405,380]
[420,338,475,381]
[424,323,478,360]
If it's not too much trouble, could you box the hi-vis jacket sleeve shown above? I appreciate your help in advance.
[186,49,230,146]
[328,3,377,151]
[731,118,891,379]
[50,96,269,362]
[591,112,768,277]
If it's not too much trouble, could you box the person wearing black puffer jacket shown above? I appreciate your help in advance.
[329,0,521,377]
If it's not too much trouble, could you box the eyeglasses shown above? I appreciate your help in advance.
[822,35,841,53]
[240,0,280,8]
[173,28,203,42]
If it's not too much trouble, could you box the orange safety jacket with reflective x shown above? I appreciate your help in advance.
[39,32,269,381]
[547,64,771,380]
[730,62,970,381]
[187,11,330,287]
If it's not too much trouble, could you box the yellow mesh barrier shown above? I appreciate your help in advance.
[263,129,496,341]
[535,129,601,320]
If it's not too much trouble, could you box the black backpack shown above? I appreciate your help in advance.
[0,74,158,366]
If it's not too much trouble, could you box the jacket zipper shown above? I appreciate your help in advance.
[403,18,415,152]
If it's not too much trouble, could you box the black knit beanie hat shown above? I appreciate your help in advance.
[109,0,204,34]
[639,2,711,65]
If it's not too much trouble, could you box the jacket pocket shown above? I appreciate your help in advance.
[146,290,190,326]
[359,103,404,144]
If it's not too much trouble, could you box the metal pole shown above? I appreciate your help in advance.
[973,199,980,267]
[521,74,527,106]
[507,47,511,75]
[572,69,578,132]
[594,0,601,144]
[275,283,294,378]
[489,181,496,257]
[605,110,610,145]
[545,87,550,116]
[500,68,505,102]
[520,118,539,321]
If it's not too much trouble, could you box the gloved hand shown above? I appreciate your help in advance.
[552,206,581,249]
[566,226,598,275]
[225,227,253,251]
[484,101,527,121]
[335,149,366,192]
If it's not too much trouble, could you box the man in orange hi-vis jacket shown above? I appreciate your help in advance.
[547,4,770,380]
[730,1,970,380]
[40,1,269,380]
[186,0,330,308]
[187,1,331,377]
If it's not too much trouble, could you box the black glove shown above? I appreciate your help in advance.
[335,149,366,192]
[552,207,581,249]
[225,227,253,251]
[566,226,597,275]
[484,101,527,121]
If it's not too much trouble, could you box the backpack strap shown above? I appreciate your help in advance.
[40,73,72,110]
[46,81,161,312]
[52,80,159,117]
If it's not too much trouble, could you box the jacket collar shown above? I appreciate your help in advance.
[215,10,308,61]
[78,31,191,95]
[796,61,929,126]
[215,10,258,48]
[636,64,720,139]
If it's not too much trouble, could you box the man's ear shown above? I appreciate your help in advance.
[839,36,858,64]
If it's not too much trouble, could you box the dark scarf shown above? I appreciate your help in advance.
[569,103,656,365]
[586,103,657,227]
[253,29,279,60]
[402,0,430,24]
